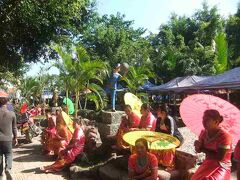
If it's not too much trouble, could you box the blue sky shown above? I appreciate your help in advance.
[26,0,239,76]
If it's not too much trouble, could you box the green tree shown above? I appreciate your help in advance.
[0,0,90,75]
[151,1,224,82]
[226,3,240,66]
[80,13,153,67]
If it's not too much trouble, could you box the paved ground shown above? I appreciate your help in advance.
[2,137,70,180]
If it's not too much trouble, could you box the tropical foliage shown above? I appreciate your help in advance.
[123,66,155,100]
[54,44,108,116]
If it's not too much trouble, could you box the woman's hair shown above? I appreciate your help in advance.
[0,97,8,107]
[141,103,151,111]
[124,104,132,110]
[135,138,149,151]
[157,104,169,114]
[204,109,223,123]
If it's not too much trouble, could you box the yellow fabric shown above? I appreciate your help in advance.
[124,92,142,118]
[123,131,180,150]
[61,111,75,133]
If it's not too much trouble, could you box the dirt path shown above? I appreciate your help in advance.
[3,137,69,180]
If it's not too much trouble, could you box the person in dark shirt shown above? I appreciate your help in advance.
[0,97,17,179]
[151,104,184,170]
[155,105,183,144]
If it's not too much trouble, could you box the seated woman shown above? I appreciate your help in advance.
[49,111,73,156]
[191,109,232,180]
[139,103,156,131]
[128,138,159,180]
[234,140,240,180]
[40,119,85,173]
[41,109,57,155]
[152,105,184,169]
[115,105,140,149]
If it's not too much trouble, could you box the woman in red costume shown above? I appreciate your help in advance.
[41,109,57,154]
[116,104,140,149]
[191,109,232,180]
[234,140,240,180]
[49,111,73,156]
[128,138,159,180]
[139,103,156,131]
[40,119,85,172]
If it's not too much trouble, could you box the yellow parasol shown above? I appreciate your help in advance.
[123,131,180,150]
[61,111,75,133]
[124,92,142,118]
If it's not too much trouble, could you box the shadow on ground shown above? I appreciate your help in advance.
[20,167,70,179]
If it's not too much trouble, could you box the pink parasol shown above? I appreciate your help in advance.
[180,94,240,145]
[0,91,9,97]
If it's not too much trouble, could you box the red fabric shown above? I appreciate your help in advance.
[29,107,42,117]
[45,127,85,172]
[139,112,156,131]
[191,160,231,180]
[192,128,232,180]
[128,152,158,175]
[116,112,140,148]
[180,94,240,145]
[50,126,72,155]
[234,140,240,162]
[151,149,175,167]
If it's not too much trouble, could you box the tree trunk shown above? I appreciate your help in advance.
[66,88,69,115]
[75,91,79,119]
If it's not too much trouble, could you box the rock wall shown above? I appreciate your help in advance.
[97,110,125,137]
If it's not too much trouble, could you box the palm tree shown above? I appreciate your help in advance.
[54,44,108,117]
[19,77,41,102]
[123,66,155,101]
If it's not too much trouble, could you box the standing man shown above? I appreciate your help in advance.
[107,63,128,111]
[0,97,17,180]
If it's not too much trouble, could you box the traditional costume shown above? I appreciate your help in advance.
[128,152,159,180]
[139,112,156,131]
[116,112,140,148]
[153,115,184,167]
[191,128,232,180]
[42,127,85,172]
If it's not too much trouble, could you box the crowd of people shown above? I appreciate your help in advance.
[0,93,240,180]
[114,103,240,180]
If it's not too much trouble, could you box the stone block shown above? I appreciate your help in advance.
[98,122,120,136]
[175,150,197,170]
[101,110,125,124]
[99,163,128,180]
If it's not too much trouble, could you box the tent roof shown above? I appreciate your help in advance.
[148,67,240,93]
[196,67,240,89]
[148,76,208,93]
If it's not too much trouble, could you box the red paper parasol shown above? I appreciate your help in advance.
[20,103,28,114]
[0,91,9,97]
[180,94,240,145]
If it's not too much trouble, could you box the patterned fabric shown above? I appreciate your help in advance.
[41,115,57,152]
[46,127,85,172]
[139,112,157,131]
[128,152,158,176]
[191,128,232,180]
[234,140,240,162]
[116,112,140,148]
[49,114,73,155]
